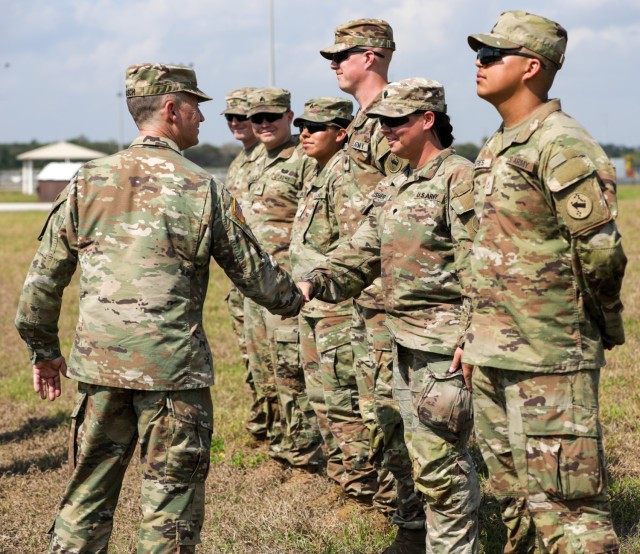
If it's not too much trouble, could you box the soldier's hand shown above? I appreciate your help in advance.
[449,347,473,392]
[297,281,313,302]
[33,356,68,401]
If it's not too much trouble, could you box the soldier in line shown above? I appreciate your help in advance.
[220,87,269,442]
[14,64,305,553]
[298,78,481,553]
[243,87,324,470]
[461,11,625,552]
[320,18,426,551]
[289,97,380,502]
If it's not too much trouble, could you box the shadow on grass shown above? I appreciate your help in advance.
[611,476,640,540]
[0,413,67,444]
[0,450,67,475]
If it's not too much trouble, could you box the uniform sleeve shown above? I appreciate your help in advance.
[14,182,79,363]
[303,200,383,304]
[446,162,478,347]
[545,147,627,347]
[208,179,303,317]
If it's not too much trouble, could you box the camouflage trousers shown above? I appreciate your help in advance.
[394,343,480,553]
[353,303,426,529]
[473,366,620,554]
[226,285,266,440]
[299,313,378,501]
[245,298,323,467]
[49,383,213,554]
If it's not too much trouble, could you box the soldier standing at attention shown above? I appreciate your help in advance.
[14,63,305,553]
[320,18,426,551]
[243,87,324,470]
[220,87,269,442]
[462,11,626,553]
[298,78,481,554]
[289,97,379,503]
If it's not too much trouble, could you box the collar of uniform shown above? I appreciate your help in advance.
[130,135,182,153]
[264,136,298,168]
[246,141,266,163]
[501,99,562,149]
[409,147,456,182]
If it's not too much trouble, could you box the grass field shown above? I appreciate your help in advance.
[0,186,638,553]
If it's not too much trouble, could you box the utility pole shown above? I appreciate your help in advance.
[268,0,275,86]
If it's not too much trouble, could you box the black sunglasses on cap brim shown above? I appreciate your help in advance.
[296,122,341,134]
[250,112,285,124]
[331,47,385,64]
[224,114,248,122]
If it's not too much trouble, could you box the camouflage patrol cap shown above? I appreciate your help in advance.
[247,87,291,116]
[125,63,212,101]
[293,97,354,127]
[320,18,395,59]
[366,78,447,118]
[221,87,257,115]
[468,11,567,69]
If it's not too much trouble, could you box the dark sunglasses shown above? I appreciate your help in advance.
[250,112,285,124]
[224,114,248,122]
[476,47,547,70]
[297,122,338,134]
[331,47,386,64]
[378,114,412,128]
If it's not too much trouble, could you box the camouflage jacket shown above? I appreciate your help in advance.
[290,150,352,318]
[15,136,303,390]
[225,141,265,212]
[244,135,313,272]
[463,99,627,372]
[304,149,476,354]
[339,106,407,310]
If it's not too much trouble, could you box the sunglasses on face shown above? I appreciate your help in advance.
[378,114,413,128]
[331,47,386,64]
[297,122,338,134]
[224,114,248,122]
[476,47,548,70]
[249,112,285,124]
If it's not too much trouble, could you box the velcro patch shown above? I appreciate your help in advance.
[475,158,492,169]
[506,156,536,173]
[351,140,369,152]
[385,153,404,174]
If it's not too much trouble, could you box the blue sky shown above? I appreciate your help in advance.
[2,0,639,148]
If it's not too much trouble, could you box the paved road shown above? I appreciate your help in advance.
[0,203,52,212]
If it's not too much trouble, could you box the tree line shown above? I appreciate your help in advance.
[1,138,638,171]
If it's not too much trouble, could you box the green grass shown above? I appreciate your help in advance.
[0,191,39,202]
[617,184,640,201]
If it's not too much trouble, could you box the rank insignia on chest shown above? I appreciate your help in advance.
[566,192,593,219]
[484,175,494,196]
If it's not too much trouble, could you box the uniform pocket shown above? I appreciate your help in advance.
[416,369,473,435]
[273,325,301,380]
[165,390,213,484]
[522,405,604,501]
[68,390,88,473]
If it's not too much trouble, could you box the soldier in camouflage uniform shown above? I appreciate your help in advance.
[243,87,324,469]
[14,63,305,554]
[290,96,380,501]
[298,78,481,553]
[220,87,269,441]
[320,19,426,550]
[462,11,625,553]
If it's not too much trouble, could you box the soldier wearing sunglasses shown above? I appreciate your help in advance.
[463,10,625,553]
[242,87,324,472]
[220,87,268,443]
[298,78,481,554]
[320,18,425,552]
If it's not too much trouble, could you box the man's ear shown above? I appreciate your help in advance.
[162,98,177,122]
[522,58,544,82]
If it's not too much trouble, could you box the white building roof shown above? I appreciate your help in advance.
[37,162,82,181]
[17,141,106,161]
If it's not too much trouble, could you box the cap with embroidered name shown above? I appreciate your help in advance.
[125,63,211,101]
[320,19,395,59]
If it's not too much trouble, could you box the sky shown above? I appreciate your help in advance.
[2,0,639,149]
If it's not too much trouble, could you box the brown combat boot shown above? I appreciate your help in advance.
[381,527,426,554]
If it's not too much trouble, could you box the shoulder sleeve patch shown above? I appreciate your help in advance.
[38,183,71,241]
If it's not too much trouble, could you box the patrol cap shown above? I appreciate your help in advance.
[468,10,567,69]
[247,87,291,116]
[366,78,447,118]
[221,87,257,115]
[320,18,395,59]
[125,63,212,101]
[293,97,354,127]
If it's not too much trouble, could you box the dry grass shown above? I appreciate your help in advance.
[1,189,639,553]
